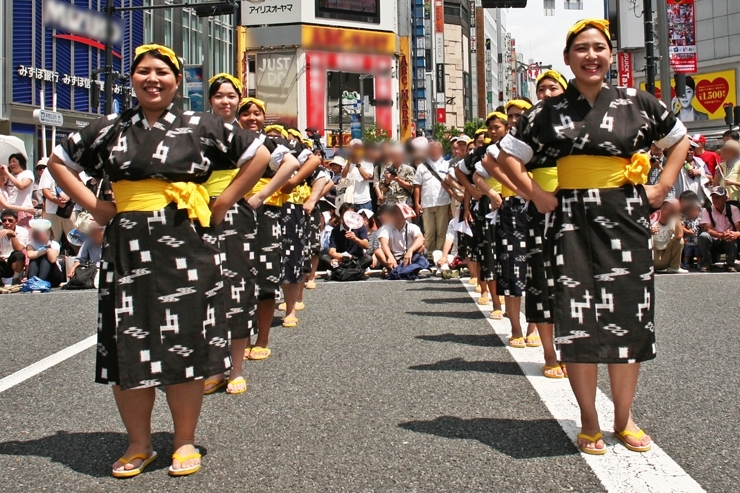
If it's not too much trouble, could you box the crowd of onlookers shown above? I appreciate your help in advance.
[0,153,106,291]
[648,130,740,273]
[2,127,739,292]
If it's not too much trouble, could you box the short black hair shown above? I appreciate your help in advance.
[376,204,396,217]
[686,76,696,91]
[338,202,357,218]
[723,130,740,141]
[208,78,239,99]
[1,209,18,220]
[678,190,699,203]
[8,153,27,170]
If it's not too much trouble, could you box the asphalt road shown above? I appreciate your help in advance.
[0,273,737,492]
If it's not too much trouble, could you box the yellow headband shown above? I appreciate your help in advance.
[238,97,266,115]
[264,124,288,139]
[536,70,568,90]
[474,128,488,136]
[208,73,242,94]
[302,139,314,149]
[288,128,303,140]
[505,99,533,112]
[566,18,611,46]
[486,111,508,122]
[133,44,180,71]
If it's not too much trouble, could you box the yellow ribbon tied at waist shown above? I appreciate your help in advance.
[285,184,312,205]
[203,169,239,197]
[111,179,212,227]
[501,185,517,198]
[485,176,503,195]
[247,177,284,207]
[557,154,651,190]
[531,167,559,193]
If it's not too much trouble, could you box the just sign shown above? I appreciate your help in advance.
[43,0,123,45]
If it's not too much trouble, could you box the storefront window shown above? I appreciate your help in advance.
[326,71,375,128]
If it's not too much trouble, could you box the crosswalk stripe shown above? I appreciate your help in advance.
[462,281,705,493]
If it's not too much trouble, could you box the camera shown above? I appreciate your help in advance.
[387,168,398,177]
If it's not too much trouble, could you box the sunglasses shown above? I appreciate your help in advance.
[1,218,15,223]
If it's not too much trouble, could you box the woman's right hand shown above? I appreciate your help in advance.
[464,209,474,224]
[533,190,558,214]
[92,200,117,226]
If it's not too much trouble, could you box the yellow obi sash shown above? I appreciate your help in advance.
[501,185,517,198]
[558,154,650,190]
[285,184,311,205]
[203,169,238,197]
[485,176,503,195]
[111,179,211,227]
[531,167,559,193]
[247,177,284,207]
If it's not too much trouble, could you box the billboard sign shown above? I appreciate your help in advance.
[241,0,301,26]
[43,0,123,44]
[667,0,697,74]
[256,51,299,128]
[617,52,633,88]
[642,69,736,122]
[183,65,204,112]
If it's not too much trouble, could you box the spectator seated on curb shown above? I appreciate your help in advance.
[320,203,372,272]
[433,218,459,277]
[358,208,383,268]
[67,221,105,287]
[698,186,740,272]
[26,219,65,287]
[378,203,426,271]
[0,209,29,285]
[651,199,686,273]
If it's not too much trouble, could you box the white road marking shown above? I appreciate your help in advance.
[462,281,705,493]
[0,335,96,394]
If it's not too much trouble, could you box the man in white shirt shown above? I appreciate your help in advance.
[38,166,76,244]
[377,205,425,269]
[698,186,740,272]
[0,209,29,282]
[413,140,452,252]
[341,139,375,212]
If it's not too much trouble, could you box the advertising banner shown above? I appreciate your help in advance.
[617,52,633,88]
[399,37,412,141]
[183,65,204,112]
[642,69,736,122]
[667,0,697,74]
[255,51,299,128]
[240,0,301,26]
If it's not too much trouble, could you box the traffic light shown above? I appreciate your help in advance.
[674,74,686,99]
[480,0,527,7]
[370,99,394,107]
[724,104,734,127]
[194,0,236,17]
[734,106,740,128]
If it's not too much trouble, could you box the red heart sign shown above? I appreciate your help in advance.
[695,77,730,115]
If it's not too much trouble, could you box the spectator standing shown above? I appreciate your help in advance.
[380,144,415,205]
[674,142,710,203]
[0,209,29,284]
[698,186,740,272]
[341,139,374,212]
[38,166,76,245]
[32,158,47,207]
[713,140,740,203]
[325,156,345,208]
[2,153,35,228]
[651,199,686,273]
[26,218,65,287]
[413,140,452,253]
[691,134,720,177]
[681,199,702,269]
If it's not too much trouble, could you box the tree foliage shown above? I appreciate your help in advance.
[363,125,391,144]
[463,118,485,139]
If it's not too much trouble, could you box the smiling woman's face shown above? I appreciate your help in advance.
[131,54,181,114]
[564,28,611,88]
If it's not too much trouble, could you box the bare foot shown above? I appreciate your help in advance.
[616,419,652,448]
[171,443,201,471]
[112,444,153,473]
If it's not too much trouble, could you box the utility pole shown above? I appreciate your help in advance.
[338,71,344,149]
[643,0,656,95]
[103,0,115,114]
[655,0,672,108]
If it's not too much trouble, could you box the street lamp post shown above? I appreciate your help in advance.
[97,0,237,114]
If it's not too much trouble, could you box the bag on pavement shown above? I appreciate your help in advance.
[329,258,367,282]
[64,262,98,290]
[20,276,52,293]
